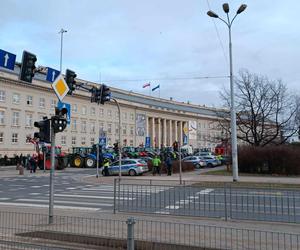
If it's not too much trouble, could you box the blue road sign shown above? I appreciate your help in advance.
[0,49,16,71]
[46,67,60,82]
[183,135,188,145]
[99,137,107,147]
[145,136,151,148]
[57,101,71,124]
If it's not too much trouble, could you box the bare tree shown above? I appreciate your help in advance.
[218,70,299,147]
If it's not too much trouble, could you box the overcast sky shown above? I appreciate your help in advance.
[1,0,299,107]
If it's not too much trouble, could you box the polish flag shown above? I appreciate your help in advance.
[143,82,151,88]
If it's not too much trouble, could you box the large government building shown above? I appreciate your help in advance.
[0,66,226,157]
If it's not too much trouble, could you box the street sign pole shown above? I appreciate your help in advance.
[179,142,182,185]
[49,125,55,224]
[43,149,46,173]
[112,98,122,180]
[96,144,99,178]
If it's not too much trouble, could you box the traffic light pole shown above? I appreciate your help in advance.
[179,142,182,185]
[96,144,99,178]
[49,126,55,224]
[112,98,122,180]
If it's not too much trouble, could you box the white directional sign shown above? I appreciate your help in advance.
[0,49,16,70]
[51,74,69,102]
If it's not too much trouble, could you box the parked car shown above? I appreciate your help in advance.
[102,159,149,176]
[182,156,206,169]
[199,156,219,168]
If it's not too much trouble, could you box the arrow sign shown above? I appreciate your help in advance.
[0,49,16,70]
[46,67,60,82]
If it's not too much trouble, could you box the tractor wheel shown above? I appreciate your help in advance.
[85,157,96,168]
[72,155,84,168]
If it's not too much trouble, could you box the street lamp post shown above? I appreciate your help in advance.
[207,3,247,182]
[58,28,67,72]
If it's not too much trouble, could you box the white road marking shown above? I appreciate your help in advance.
[0,202,100,211]
[196,188,214,195]
[155,211,170,214]
[16,199,113,207]
[66,187,77,190]
[176,200,191,205]
[29,193,41,195]
[31,186,42,188]
[165,205,180,209]
[53,194,134,200]
[0,198,10,201]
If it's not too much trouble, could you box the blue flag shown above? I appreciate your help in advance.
[152,85,160,91]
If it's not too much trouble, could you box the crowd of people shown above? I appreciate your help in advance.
[152,152,175,176]
[11,154,39,173]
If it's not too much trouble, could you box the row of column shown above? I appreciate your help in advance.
[147,117,186,148]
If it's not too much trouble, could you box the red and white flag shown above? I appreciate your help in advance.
[143,82,151,88]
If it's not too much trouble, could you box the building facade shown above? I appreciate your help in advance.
[0,67,224,157]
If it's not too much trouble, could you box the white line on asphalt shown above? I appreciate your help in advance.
[29,193,41,195]
[155,211,170,214]
[175,200,191,205]
[16,199,113,207]
[196,189,214,195]
[0,198,10,201]
[53,194,135,200]
[66,187,77,190]
[42,185,49,187]
[0,202,100,211]
[165,205,180,209]
[30,186,42,188]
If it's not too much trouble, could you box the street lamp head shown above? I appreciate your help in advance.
[223,3,230,13]
[207,11,219,18]
[237,4,247,14]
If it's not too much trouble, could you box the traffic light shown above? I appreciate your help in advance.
[52,107,68,133]
[65,69,77,94]
[34,117,51,143]
[100,84,111,104]
[19,51,37,83]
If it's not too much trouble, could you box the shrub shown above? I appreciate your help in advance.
[238,145,300,175]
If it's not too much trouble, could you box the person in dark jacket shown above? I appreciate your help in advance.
[165,154,173,176]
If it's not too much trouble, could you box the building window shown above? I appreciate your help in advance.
[123,113,127,120]
[0,110,4,125]
[71,136,76,145]
[39,98,45,108]
[12,93,20,104]
[81,120,87,133]
[107,123,112,134]
[99,122,104,131]
[130,113,134,121]
[115,123,119,135]
[50,99,57,110]
[12,133,18,143]
[99,109,104,116]
[130,139,134,146]
[107,110,112,117]
[90,137,95,145]
[12,112,20,126]
[0,90,5,102]
[0,132,3,143]
[61,136,66,146]
[90,122,95,133]
[26,95,33,106]
[25,113,33,127]
[72,119,77,131]
[82,106,87,115]
[91,107,95,115]
[122,124,127,135]
[81,137,86,145]
[130,126,134,136]
[72,104,77,113]
[115,111,119,120]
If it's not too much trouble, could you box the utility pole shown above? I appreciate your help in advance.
[112,98,122,180]
[48,126,55,224]
[59,28,67,73]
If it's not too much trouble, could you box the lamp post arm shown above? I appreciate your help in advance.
[230,13,239,26]
[217,17,230,28]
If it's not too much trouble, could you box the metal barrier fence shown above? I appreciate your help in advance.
[0,211,299,249]
[115,180,300,223]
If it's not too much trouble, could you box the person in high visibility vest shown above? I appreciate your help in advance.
[152,155,161,176]
[103,158,110,176]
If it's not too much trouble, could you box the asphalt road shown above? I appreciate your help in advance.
[117,184,300,223]
[0,167,173,212]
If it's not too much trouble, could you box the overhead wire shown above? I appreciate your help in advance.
[206,0,228,65]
